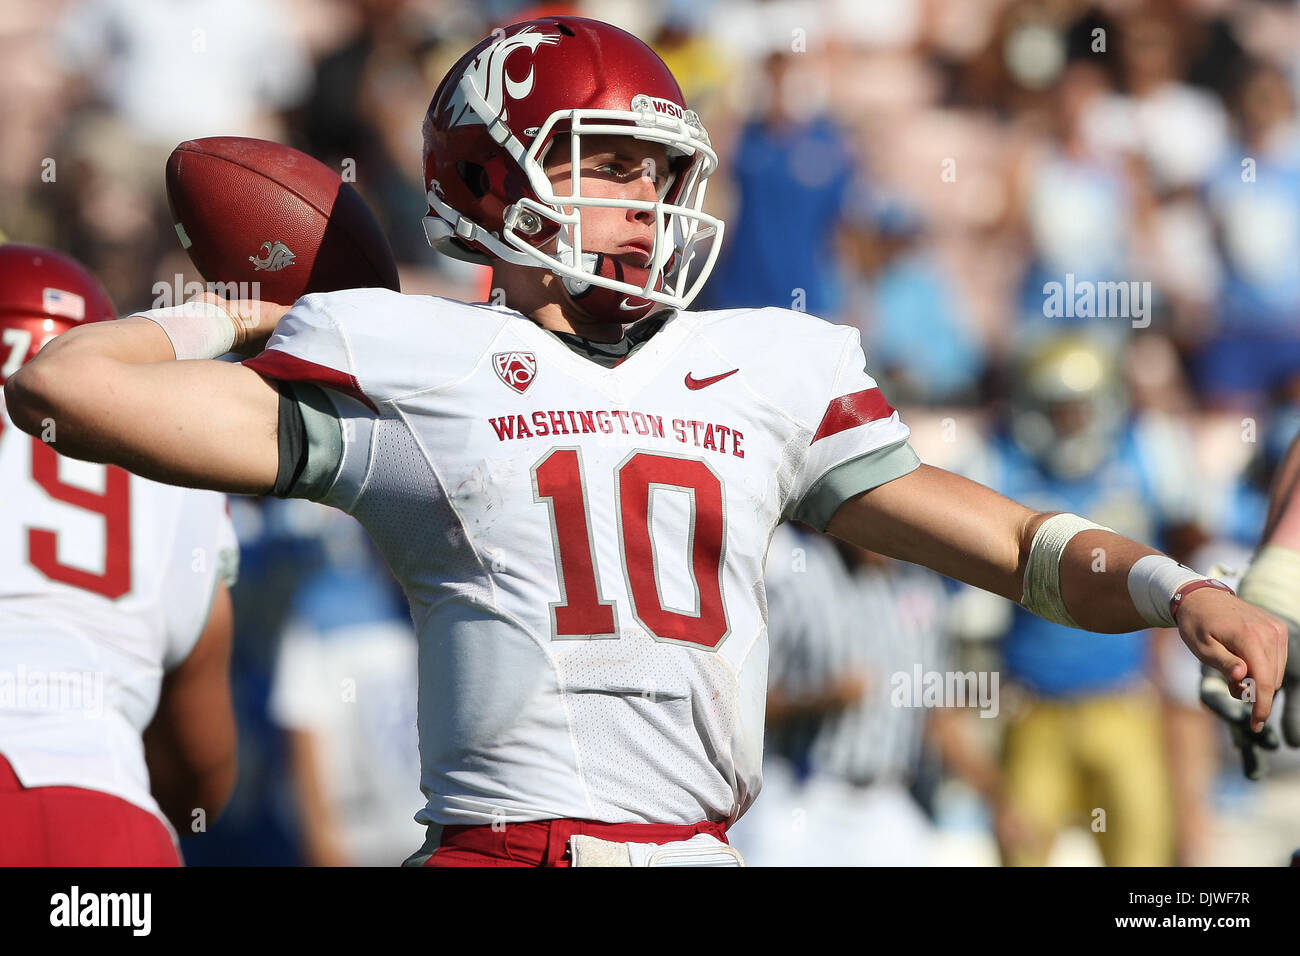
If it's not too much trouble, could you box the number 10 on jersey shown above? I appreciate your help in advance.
[532,448,729,649]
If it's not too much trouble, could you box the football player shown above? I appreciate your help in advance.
[972,334,1201,865]
[1201,420,1300,778]
[0,244,239,865]
[5,18,1288,866]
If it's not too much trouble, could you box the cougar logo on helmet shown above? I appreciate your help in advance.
[446,26,561,128]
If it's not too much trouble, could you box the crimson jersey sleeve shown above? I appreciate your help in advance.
[783,324,919,530]
[242,292,379,413]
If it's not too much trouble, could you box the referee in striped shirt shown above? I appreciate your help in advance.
[730,523,1008,865]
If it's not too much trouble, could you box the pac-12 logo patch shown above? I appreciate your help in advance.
[494,351,537,393]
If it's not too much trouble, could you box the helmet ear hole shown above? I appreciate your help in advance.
[457,161,490,198]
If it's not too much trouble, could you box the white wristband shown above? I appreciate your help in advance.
[137,301,238,360]
[1127,555,1203,628]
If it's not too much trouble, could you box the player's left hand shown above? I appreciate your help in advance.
[1174,588,1289,735]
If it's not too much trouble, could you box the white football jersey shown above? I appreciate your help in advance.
[0,398,238,836]
[243,289,918,829]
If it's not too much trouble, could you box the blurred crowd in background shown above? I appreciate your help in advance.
[4,0,1300,864]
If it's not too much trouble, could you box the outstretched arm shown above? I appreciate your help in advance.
[826,464,1289,732]
[3,298,286,494]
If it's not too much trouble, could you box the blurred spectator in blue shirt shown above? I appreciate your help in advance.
[698,50,854,317]
[1197,62,1300,409]
[269,515,420,867]
[841,195,985,405]
[1014,61,1139,331]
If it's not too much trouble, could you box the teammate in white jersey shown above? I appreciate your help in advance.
[5,17,1288,867]
[0,244,239,865]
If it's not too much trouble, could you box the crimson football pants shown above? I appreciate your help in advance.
[0,753,180,866]
[425,817,730,867]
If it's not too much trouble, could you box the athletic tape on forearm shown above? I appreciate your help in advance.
[1127,554,1203,628]
[1239,545,1300,624]
[137,302,238,360]
[1019,513,1113,628]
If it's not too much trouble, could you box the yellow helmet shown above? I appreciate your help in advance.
[1009,334,1127,479]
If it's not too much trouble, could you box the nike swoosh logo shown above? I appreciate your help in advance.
[685,368,739,390]
[619,297,652,311]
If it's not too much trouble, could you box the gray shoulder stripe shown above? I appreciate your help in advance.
[293,383,346,502]
[793,440,921,531]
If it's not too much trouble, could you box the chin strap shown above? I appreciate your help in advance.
[558,251,660,322]
[553,235,600,296]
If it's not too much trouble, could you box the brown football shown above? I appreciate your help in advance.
[165,136,401,305]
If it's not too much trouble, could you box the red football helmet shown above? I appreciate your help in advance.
[421,16,724,322]
[0,244,115,385]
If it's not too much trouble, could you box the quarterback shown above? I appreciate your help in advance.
[5,18,1288,866]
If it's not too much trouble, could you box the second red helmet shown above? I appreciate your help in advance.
[0,244,115,384]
